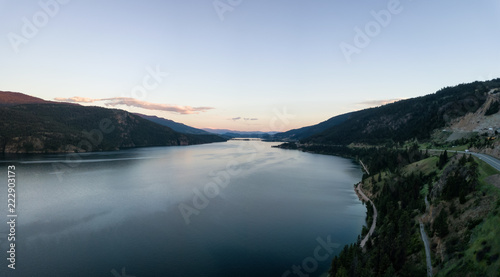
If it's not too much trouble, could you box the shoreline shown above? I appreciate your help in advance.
[354,182,378,249]
[321,181,370,277]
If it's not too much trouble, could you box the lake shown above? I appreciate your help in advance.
[0,140,365,277]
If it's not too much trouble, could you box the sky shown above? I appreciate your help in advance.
[1,0,500,132]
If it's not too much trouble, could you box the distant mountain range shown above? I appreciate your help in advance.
[3,78,499,153]
[273,79,500,145]
[130,117,278,138]
[202,128,278,138]
[0,91,226,153]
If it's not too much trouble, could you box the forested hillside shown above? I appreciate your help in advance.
[276,79,500,277]
[0,101,226,153]
[272,112,352,141]
[299,79,500,145]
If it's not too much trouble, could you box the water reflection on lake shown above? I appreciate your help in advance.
[0,140,365,277]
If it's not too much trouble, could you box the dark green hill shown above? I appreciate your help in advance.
[305,79,500,145]
[134,113,211,135]
[272,112,352,141]
[0,102,226,153]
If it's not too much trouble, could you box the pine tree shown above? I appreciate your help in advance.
[434,209,449,237]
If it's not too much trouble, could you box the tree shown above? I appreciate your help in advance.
[485,100,499,116]
[468,154,475,163]
[459,154,467,166]
[438,150,449,169]
[335,266,348,277]
[434,209,449,237]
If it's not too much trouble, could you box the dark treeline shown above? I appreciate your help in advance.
[485,100,499,116]
[283,142,428,177]
[0,104,226,153]
[326,150,482,276]
[434,132,498,150]
[442,154,478,204]
[282,142,484,276]
[328,146,434,276]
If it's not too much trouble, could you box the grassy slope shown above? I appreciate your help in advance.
[464,160,500,276]
[403,156,439,176]
[436,158,500,276]
[362,154,500,276]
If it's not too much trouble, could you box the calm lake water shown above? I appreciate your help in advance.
[0,140,365,277]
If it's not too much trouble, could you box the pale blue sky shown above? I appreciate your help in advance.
[1,0,499,131]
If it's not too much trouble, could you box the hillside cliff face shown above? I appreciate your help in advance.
[0,94,226,153]
[417,91,499,159]
[446,93,500,133]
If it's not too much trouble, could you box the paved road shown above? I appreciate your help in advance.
[428,149,500,172]
[357,183,377,248]
[419,221,433,277]
[468,152,500,172]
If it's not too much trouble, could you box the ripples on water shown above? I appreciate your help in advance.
[0,141,365,277]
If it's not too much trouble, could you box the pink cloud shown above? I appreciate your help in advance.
[357,98,403,107]
[54,96,97,103]
[54,97,214,115]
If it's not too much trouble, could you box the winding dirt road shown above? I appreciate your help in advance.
[419,220,433,277]
[356,183,377,248]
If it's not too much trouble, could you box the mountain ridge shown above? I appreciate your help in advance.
[272,112,352,141]
[0,90,67,106]
[134,113,210,135]
[203,128,278,138]
[0,91,226,153]
[274,79,500,146]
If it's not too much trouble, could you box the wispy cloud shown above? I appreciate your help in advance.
[54,96,97,103]
[54,97,214,115]
[357,98,403,107]
[229,117,258,121]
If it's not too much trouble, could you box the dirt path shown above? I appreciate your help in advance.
[359,159,370,175]
[419,220,433,277]
[356,183,377,248]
